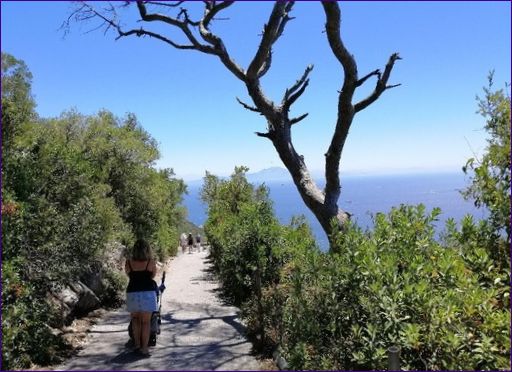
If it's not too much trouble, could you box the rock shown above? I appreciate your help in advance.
[81,241,127,300]
[69,281,100,316]
[48,325,63,337]
[46,241,128,331]
[59,287,79,308]
[273,348,289,370]
[276,355,289,370]
[51,281,100,324]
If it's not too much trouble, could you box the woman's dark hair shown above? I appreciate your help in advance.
[131,239,152,261]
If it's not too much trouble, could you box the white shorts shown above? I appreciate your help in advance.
[126,290,157,313]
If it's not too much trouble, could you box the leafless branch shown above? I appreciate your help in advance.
[357,69,380,87]
[199,2,234,47]
[255,131,272,139]
[290,113,309,125]
[322,2,357,84]
[117,28,197,49]
[354,53,401,113]
[274,2,295,43]
[282,64,313,106]
[247,2,293,79]
[257,50,272,78]
[144,1,185,8]
[236,97,261,113]
[176,8,200,26]
[386,83,402,89]
[203,1,234,28]
[83,20,111,35]
[75,3,123,36]
[136,1,201,41]
[284,78,310,113]
[322,1,359,211]
[178,1,246,81]
[61,3,100,36]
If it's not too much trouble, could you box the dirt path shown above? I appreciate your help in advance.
[54,248,263,371]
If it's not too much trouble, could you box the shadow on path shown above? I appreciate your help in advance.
[54,250,262,371]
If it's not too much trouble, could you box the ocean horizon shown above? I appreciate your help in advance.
[183,171,486,250]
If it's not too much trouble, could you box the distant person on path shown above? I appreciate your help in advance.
[179,233,187,254]
[195,233,201,251]
[187,233,194,254]
[125,239,157,357]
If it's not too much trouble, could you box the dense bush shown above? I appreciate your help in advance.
[1,53,186,370]
[202,171,510,370]
[271,205,510,370]
[2,260,69,369]
[201,168,320,348]
[201,167,285,305]
[463,73,510,266]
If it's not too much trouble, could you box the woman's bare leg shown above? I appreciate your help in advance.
[140,312,152,354]
[131,313,141,349]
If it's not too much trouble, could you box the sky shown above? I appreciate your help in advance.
[1,1,510,181]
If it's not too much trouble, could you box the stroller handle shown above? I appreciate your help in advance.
[159,271,166,293]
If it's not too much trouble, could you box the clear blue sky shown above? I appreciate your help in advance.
[2,1,510,180]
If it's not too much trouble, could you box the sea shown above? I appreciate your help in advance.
[183,172,487,250]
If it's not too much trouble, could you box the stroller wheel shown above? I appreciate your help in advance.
[148,334,156,347]
[128,320,133,339]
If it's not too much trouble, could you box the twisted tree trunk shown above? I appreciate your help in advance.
[67,0,400,252]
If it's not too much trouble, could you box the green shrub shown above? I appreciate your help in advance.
[1,53,186,369]
[463,74,511,247]
[201,164,510,370]
[202,168,283,305]
[2,260,68,370]
[100,268,129,308]
[243,216,319,350]
[271,205,510,370]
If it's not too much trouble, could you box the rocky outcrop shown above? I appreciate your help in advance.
[71,281,101,315]
[61,282,100,315]
[49,281,100,326]
[49,241,127,326]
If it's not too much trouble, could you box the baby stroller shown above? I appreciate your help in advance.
[128,271,166,346]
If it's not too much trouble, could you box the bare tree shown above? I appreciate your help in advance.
[65,1,400,252]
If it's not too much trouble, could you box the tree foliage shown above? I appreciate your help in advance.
[463,73,511,255]
[1,53,186,370]
[1,53,36,149]
[201,167,287,305]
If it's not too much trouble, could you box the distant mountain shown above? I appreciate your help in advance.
[178,219,204,235]
[185,167,293,187]
[246,167,292,183]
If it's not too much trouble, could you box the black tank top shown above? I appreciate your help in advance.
[126,260,155,292]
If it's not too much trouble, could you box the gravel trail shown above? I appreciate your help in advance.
[55,249,262,371]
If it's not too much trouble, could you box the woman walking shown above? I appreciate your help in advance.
[125,239,157,357]
[187,232,194,254]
